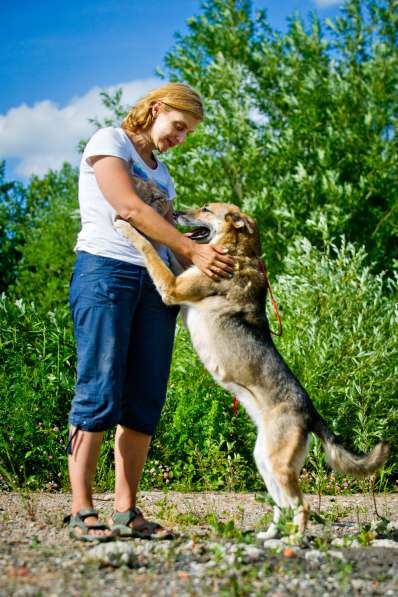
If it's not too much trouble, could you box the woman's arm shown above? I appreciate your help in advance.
[164,203,192,270]
[92,155,234,279]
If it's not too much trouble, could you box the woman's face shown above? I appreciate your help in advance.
[150,102,200,152]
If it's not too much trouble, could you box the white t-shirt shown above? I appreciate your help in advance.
[75,126,176,266]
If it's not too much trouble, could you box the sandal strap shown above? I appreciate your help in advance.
[64,508,99,525]
[84,523,109,531]
[76,508,99,521]
[111,507,142,527]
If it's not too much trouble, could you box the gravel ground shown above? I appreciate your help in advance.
[0,491,397,596]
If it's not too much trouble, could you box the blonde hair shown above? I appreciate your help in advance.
[122,82,204,133]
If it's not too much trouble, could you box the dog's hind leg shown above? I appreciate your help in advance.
[268,424,310,534]
[254,423,310,537]
[254,430,284,539]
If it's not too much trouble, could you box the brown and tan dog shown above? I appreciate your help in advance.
[115,203,389,538]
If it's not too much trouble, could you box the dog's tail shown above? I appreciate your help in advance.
[312,417,389,477]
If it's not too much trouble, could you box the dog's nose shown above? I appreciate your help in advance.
[173,210,185,218]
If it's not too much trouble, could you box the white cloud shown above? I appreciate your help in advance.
[313,0,341,7]
[0,78,158,177]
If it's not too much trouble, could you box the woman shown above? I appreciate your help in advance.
[66,82,234,541]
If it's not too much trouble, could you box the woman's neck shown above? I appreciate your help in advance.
[125,129,157,169]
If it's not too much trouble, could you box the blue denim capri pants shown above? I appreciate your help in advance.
[69,251,178,435]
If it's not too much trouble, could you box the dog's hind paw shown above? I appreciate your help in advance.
[256,523,280,541]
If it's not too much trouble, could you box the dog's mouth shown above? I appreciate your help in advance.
[184,226,211,242]
[175,214,214,244]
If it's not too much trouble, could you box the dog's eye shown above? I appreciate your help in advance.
[201,207,212,213]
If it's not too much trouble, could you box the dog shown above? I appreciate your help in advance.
[114,203,389,538]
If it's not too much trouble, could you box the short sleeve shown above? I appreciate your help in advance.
[83,127,130,167]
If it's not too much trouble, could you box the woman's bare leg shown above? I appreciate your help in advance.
[68,427,111,537]
[114,425,151,512]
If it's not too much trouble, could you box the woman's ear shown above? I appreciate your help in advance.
[152,101,161,118]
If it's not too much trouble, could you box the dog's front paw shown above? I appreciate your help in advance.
[114,218,148,251]
[114,217,135,237]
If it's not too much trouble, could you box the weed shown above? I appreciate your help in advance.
[154,496,175,523]
[312,535,331,552]
[357,525,377,546]
[337,561,354,591]
[205,513,251,542]
[321,504,351,524]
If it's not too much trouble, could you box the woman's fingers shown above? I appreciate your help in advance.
[191,245,235,279]
[213,246,235,273]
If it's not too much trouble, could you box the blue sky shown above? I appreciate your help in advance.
[1,0,341,180]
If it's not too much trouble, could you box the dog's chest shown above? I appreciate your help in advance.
[183,306,226,382]
[183,305,262,428]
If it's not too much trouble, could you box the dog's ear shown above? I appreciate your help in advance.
[226,212,255,234]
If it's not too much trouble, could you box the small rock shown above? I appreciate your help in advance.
[85,541,138,568]
[328,549,345,560]
[305,549,324,562]
[331,537,352,547]
[256,530,277,541]
[263,538,284,550]
[241,545,263,560]
[371,539,398,549]
[8,566,29,577]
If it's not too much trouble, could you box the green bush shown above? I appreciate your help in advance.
[275,232,397,485]
[163,0,398,274]
[1,232,395,492]
[0,299,75,489]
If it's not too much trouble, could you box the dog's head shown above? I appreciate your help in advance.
[175,203,261,256]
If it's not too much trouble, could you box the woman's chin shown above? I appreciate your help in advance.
[157,140,169,153]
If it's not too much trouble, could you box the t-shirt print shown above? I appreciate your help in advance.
[130,160,171,217]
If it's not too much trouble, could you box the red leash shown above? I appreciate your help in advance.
[258,258,283,337]
[232,258,282,416]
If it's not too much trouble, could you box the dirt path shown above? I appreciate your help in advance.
[0,491,397,596]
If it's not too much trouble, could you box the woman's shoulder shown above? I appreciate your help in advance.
[88,126,128,144]
[82,126,132,164]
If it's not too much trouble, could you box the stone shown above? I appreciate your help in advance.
[305,549,325,562]
[328,550,345,560]
[85,541,138,568]
[331,537,352,547]
[262,538,284,550]
[371,539,398,549]
[242,545,263,560]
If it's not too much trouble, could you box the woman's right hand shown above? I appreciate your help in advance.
[190,243,235,280]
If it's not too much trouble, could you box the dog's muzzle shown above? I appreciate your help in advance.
[174,212,214,243]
